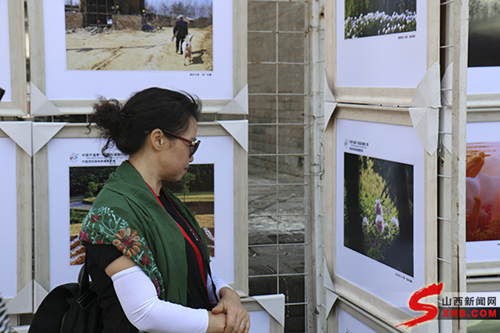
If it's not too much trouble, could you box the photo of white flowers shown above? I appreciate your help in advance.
[344,0,417,39]
[344,153,414,276]
[468,0,500,67]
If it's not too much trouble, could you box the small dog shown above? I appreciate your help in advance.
[182,34,194,66]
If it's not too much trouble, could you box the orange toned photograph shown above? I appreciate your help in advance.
[466,142,500,241]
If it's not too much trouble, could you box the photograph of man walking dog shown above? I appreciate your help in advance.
[65,0,213,71]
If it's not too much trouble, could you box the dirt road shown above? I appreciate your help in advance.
[66,27,213,71]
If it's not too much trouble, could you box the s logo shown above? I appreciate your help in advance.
[396,283,443,328]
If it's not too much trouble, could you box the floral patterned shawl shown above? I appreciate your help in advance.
[79,161,210,305]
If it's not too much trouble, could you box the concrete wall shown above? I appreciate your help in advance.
[112,14,142,30]
[65,12,83,29]
[65,12,142,30]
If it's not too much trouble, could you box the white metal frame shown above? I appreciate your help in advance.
[437,0,469,330]
[324,0,440,106]
[0,0,27,115]
[324,105,438,330]
[33,122,248,307]
[27,0,247,115]
[0,127,32,313]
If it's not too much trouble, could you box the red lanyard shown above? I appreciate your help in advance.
[144,182,210,304]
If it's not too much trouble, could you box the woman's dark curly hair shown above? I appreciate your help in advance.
[92,87,201,156]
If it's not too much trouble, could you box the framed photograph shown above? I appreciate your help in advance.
[325,0,439,106]
[324,106,437,327]
[467,0,500,107]
[0,0,27,115]
[28,0,246,114]
[34,122,248,299]
[0,126,32,313]
[466,121,500,276]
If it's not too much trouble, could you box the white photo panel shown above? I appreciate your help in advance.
[0,137,19,298]
[0,0,27,115]
[41,0,233,102]
[0,1,11,103]
[335,119,425,314]
[336,0,427,90]
[47,134,235,289]
[47,137,127,289]
[467,1,500,100]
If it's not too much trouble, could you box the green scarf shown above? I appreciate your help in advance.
[79,161,209,305]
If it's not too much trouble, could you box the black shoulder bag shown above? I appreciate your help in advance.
[28,263,103,333]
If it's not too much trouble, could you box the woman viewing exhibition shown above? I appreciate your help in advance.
[79,87,250,333]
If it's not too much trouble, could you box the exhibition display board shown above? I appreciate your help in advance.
[0,0,27,115]
[324,0,440,106]
[28,0,247,115]
[0,125,32,314]
[33,122,248,308]
[325,106,438,330]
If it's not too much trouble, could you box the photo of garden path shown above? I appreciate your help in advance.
[70,166,117,265]
[466,142,500,241]
[164,164,215,257]
[344,0,416,39]
[343,153,414,276]
[468,0,500,67]
[69,164,215,265]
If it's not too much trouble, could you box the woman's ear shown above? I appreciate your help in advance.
[149,129,164,151]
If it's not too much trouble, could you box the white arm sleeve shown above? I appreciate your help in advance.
[206,264,232,305]
[111,265,209,333]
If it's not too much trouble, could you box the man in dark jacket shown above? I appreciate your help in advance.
[173,15,188,54]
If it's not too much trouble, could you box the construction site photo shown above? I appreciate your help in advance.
[65,0,213,71]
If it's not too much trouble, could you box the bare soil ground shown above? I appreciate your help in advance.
[66,26,213,71]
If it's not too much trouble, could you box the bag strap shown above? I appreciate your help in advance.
[77,249,98,310]
[78,259,90,291]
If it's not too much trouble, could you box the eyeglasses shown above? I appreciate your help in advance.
[161,129,200,157]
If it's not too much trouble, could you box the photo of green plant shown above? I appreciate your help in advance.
[69,163,216,265]
[164,164,215,256]
[69,166,118,265]
[468,0,500,67]
[344,153,414,276]
[344,0,417,39]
